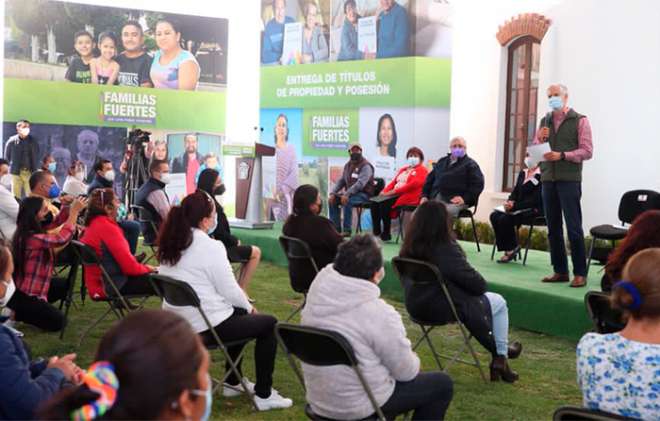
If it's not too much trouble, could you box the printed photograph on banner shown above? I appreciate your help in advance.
[4,0,229,91]
[412,0,452,58]
[329,0,411,62]
[358,107,414,184]
[412,107,451,164]
[1,121,128,195]
[259,108,303,221]
[261,0,331,65]
[149,131,225,198]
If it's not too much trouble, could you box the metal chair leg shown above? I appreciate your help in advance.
[523,224,535,266]
[356,207,363,233]
[471,215,481,252]
[286,295,306,322]
[490,242,496,260]
[395,212,404,244]
[586,237,596,277]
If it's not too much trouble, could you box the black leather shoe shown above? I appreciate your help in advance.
[490,356,519,383]
[508,341,523,359]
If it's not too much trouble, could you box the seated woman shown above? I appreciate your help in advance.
[400,201,522,382]
[80,188,156,299]
[302,235,453,420]
[11,197,85,328]
[62,160,88,197]
[283,184,343,291]
[197,169,261,299]
[39,310,214,420]
[157,191,292,411]
[371,147,428,241]
[577,248,660,419]
[489,159,542,263]
[601,210,660,292]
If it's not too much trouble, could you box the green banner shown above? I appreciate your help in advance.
[222,144,255,157]
[260,56,450,109]
[302,109,358,157]
[4,78,226,133]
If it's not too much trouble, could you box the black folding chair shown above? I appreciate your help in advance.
[53,243,81,340]
[489,212,546,266]
[149,275,258,410]
[457,201,481,252]
[394,205,417,244]
[553,405,630,420]
[275,323,386,421]
[279,236,319,321]
[587,190,660,276]
[584,291,625,334]
[71,240,150,347]
[130,204,158,262]
[392,256,488,382]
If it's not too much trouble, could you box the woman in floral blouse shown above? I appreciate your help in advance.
[577,248,660,419]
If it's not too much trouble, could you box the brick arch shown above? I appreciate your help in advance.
[496,13,551,46]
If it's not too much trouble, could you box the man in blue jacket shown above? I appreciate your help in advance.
[376,0,410,58]
[420,136,484,218]
[262,0,295,65]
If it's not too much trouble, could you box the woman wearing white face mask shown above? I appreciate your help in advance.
[302,234,453,420]
[370,147,428,242]
[0,159,19,240]
[62,160,88,197]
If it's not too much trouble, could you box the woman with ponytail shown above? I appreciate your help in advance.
[577,248,660,419]
[158,191,293,411]
[38,310,212,420]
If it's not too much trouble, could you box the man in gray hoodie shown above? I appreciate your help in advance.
[301,234,453,420]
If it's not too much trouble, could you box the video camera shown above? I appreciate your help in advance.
[126,128,151,148]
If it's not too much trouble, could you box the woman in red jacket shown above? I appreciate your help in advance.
[80,188,156,300]
[371,147,428,241]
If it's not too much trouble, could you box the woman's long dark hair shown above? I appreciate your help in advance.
[157,191,214,265]
[399,201,454,261]
[38,310,204,420]
[376,113,397,158]
[85,188,115,226]
[288,184,319,219]
[12,197,46,279]
[197,168,220,197]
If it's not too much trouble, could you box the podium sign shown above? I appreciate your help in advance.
[230,143,276,229]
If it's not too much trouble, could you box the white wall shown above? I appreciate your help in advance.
[450,0,660,228]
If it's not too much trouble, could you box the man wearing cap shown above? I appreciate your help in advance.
[328,144,376,236]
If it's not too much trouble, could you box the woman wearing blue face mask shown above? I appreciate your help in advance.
[158,191,293,411]
[41,155,57,174]
[38,309,214,421]
[370,147,428,241]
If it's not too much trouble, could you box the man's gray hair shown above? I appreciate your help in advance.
[449,136,467,147]
[550,83,568,96]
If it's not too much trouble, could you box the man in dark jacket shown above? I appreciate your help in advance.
[135,160,170,244]
[3,120,40,199]
[328,144,375,235]
[421,136,484,218]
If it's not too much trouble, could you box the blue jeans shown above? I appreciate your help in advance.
[542,181,587,276]
[380,371,453,420]
[329,192,370,233]
[119,220,140,255]
[485,292,509,356]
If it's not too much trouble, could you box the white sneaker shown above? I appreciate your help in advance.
[253,389,293,411]
[222,378,255,398]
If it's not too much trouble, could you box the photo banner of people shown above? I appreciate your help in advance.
[3,0,229,203]
[259,0,453,225]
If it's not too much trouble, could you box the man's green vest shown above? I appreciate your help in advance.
[539,109,585,182]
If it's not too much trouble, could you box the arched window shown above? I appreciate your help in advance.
[502,36,540,191]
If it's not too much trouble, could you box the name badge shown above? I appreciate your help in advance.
[351,172,359,179]
[531,178,539,186]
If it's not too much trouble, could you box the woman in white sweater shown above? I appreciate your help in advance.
[157,191,292,412]
[301,234,453,420]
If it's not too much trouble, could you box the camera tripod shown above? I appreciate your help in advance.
[123,143,149,208]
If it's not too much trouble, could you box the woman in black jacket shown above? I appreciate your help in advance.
[197,169,261,300]
[490,161,542,263]
[400,201,522,383]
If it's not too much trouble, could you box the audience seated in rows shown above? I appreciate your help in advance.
[490,159,543,263]
[135,159,171,244]
[301,234,453,420]
[197,168,262,298]
[10,197,85,331]
[157,191,293,411]
[283,184,342,291]
[420,136,484,219]
[0,159,18,240]
[577,248,660,419]
[371,147,428,242]
[399,201,522,382]
[39,310,212,420]
[601,210,660,292]
[329,144,375,236]
[80,188,156,299]
[61,160,88,198]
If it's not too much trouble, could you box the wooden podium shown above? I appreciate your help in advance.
[229,143,275,229]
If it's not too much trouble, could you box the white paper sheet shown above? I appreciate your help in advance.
[526,143,551,168]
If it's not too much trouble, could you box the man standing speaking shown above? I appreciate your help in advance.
[535,84,593,288]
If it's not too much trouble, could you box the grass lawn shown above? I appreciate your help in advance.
[23,260,583,420]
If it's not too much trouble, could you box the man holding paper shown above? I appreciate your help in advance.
[534,83,593,288]
[262,0,295,65]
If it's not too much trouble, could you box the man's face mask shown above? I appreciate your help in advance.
[350,152,362,161]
